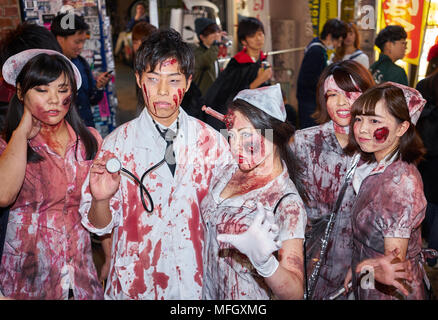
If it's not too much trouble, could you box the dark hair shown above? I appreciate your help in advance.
[132,21,157,42]
[50,13,89,37]
[135,2,146,10]
[3,54,98,162]
[313,60,375,123]
[229,99,309,203]
[135,28,194,79]
[333,22,360,63]
[375,25,407,52]
[201,23,220,38]
[416,69,438,105]
[0,22,62,67]
[320,19,348,40]
[237,17,264,44]
[344,83,425,164]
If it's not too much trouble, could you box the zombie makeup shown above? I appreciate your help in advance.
[373,127,389,142]
[62,94,72,108]
[173,88,185,107]
[201,105,226,122]
[324,75,362,132]
[161,58,177,67]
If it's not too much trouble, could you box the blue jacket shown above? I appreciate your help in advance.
[72,56,104,127]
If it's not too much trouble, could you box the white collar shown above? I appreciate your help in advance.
[134,108,186,150]
[352,151,399,194]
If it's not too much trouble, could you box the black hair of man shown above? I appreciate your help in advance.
[374,25,407,52]
[50,13,89,37]
[320,18,348,41]
[237,17,264,44]
[134,28,194,81]
[0,22,62,67]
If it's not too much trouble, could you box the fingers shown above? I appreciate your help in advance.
[90,159,107,175]
[392,279,410,296]
[217,233,239,246]
[394,271,413,282]
[253,203,267,226]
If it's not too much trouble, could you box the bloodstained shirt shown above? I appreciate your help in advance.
[200,163,306,300]
[0,123,104,300]
[79,108,233,300]
[351,158,427,300]
[291,121,356,299]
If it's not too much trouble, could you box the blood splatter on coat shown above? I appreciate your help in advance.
[291,121,356,299]
[79,109,233,299]
[351,159,427,300]
[200,163,306,299]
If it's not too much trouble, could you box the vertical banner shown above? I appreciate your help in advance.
[308,0,338,37]
[149,0,159,28]
[378,0,431,65]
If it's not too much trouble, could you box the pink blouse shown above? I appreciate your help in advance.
[0,123,104,300]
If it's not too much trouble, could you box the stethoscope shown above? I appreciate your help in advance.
[104,119,180,213]
[106,157,165,213]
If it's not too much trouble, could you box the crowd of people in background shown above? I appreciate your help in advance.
[0,8,437,301]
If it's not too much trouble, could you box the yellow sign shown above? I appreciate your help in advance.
[308,0,338,37]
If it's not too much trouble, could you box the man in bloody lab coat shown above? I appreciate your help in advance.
[79,29,233,299]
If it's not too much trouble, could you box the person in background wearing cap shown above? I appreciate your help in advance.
[370,25,408,86]
[51,13,111,128]
[0,49,103,299]
[204,17,272,132]
[291,60,375,299]
[200,84,307,299]
[343,82,429,299]
[193,17,222,96]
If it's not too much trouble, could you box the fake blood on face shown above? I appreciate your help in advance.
[161,58,177,67]
[374,127,389,142]
[143,83,154,113]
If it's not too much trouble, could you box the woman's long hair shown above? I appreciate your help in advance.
[332,22,360,63]
[2,53,98,162]
[229,99,308,203]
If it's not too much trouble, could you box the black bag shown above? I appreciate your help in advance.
[304,155,360,299]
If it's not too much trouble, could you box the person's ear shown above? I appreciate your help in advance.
[56,36,65,49]
[16,84,23,101]
[241,39,248,48]
[186,74,192,90]
[384,41,392,55]
[135,72,142,88]
[396,120,410,137]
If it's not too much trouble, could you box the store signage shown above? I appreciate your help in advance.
[379,0,430,64]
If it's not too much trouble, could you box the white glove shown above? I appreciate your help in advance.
[217,203,282,277]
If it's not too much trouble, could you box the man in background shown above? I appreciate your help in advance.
[51,13,111,127]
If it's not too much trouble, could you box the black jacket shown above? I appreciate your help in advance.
[416,78,438,203]
[204,49,268,131]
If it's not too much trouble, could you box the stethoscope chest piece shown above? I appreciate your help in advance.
[106,157,122,173]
